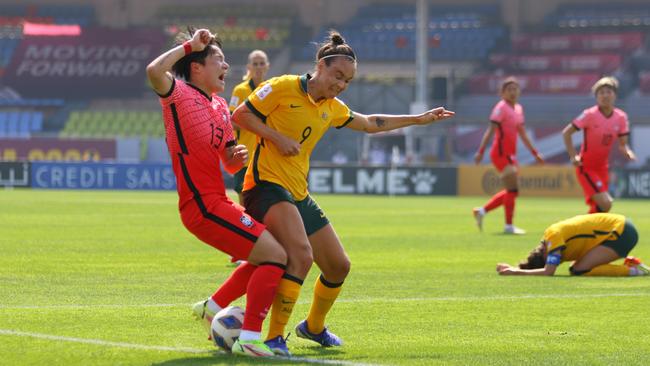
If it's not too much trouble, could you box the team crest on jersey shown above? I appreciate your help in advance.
[256,84,272,100]
[321,112,328,120]
[240,215,254,228]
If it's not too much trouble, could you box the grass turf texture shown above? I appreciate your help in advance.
[1,189,649,365]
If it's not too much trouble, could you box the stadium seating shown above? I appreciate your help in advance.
[154,4,293,51]
[60,110,164,139]
[0,111,44,138]
[295,4,504,62]
[546,3,650,29]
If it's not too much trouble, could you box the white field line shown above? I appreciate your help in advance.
[0,329,379,366]
[0,292,648,310]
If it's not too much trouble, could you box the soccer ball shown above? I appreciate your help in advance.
[210,306,244,351]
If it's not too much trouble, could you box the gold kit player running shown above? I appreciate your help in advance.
[146,28,287,358]
[562,76,636,214]
[496,213,649,277]
[473,77,543,235]
[232,31,454,355]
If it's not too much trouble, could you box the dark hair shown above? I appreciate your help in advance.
[316,30,356,66]
[518,241,547,270]
[172,26,223,81]
[500,76,519,93]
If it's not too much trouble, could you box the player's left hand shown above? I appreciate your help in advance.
[231,144,248,166]
[496,263,515,275]
[417,107,455,124]
[534,152,545,164]
[625,149,636,161]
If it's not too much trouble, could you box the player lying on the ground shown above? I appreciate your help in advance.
[496,213,649,276]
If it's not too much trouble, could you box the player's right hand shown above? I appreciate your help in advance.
[570,155,582,166]
[190,29,214,52]
[273,134,301,156]
[474,151,484,165]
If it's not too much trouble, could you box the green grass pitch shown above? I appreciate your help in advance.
[1,189,649,365]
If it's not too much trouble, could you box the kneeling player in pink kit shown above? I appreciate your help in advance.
[146,27,286,357]
[473,77,544,234]
[562,77,636,213]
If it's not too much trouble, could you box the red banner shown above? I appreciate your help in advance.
[0,137,116,161]
[512,32,643,53]
[490,53,621,73]
[468,73,600,94]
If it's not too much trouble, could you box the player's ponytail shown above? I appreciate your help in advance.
[316,30,356,66]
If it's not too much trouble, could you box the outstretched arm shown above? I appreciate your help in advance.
[146,29,214,95]
[496,263,557,276]
[517,124,544,164]
[343,107,455,134]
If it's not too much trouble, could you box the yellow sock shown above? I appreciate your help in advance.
[266,277,302,340]
[306,275,342,334]
[585,264,630,277]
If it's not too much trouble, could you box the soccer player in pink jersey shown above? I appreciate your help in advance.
[473,77,544,234]
[146,27,287,357]
[562,77,636,214]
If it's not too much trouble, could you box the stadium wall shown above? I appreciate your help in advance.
[3,161,649,199]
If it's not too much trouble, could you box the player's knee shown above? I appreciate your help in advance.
[569,265,590,276]
[596,199,612,212]
[287,241,313,274]
[251,231,287,265]
[337,256,351,278]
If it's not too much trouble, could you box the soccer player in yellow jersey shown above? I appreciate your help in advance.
[232,31,454,355]
[229,50,270,204]
[496,213,649,277]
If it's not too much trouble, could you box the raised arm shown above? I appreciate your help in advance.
[231,103,301,156]
[474,123,496,164]
[343,107,455,134]
[146,29,214,95]
[517,124,544,164]
[562,123,581,166]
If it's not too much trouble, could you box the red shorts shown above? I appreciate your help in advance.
[576,166,608,203]
[180,197,265,260]
[490,153,518,172]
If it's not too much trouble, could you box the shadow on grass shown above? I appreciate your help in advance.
[151,347,382,366]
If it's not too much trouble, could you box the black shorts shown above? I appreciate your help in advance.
[242,181,329,236]
[601,219,638,257]
[233,167,246,194]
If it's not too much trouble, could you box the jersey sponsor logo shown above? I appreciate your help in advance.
[240,214,254,228]
[229,96,239,107]
[256,84,272,100]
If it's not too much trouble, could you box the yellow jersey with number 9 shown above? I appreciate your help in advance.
[543,213,626,264]
[242,73,354,200]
